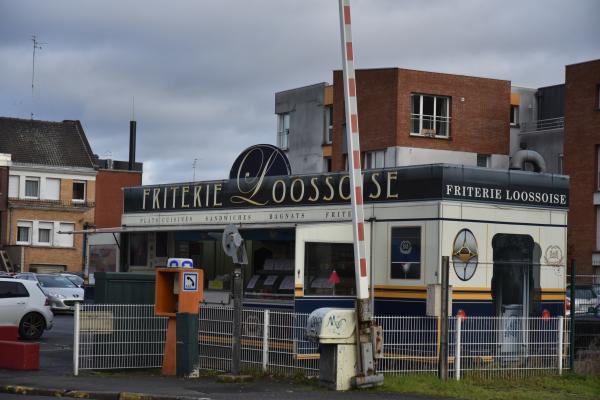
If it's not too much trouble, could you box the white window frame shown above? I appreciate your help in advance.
[37,221,54,246]
[72,180,86,203]
[510,105,519,126]
[410,94,451,138]
[8,175,19,198]
[277,113,290,150]
[24,177,40,199]
[363,150,385,170]
[16,221,33,245]
[45,178,61,201]
[57,222,75,248]
[324,106,333,145]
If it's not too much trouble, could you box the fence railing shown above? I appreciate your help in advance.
[74,304,572,379]
[520,117,564,133]
[74,304,168,374]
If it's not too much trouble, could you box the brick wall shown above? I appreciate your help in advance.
[331,68,510,170]
[564,59,600,275]
[9,207,94,272]
[95,169,142,228]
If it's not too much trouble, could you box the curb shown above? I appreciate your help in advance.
[0,385,200,400]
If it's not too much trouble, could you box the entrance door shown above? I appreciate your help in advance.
[492,234,534,355]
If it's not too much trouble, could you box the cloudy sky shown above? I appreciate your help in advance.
[1,0,598,184]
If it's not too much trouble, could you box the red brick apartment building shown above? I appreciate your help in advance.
[564,59,600,276]
[330,68,511,171]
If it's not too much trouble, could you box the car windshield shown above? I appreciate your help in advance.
[37,275,77,288]
[64,275,84,286]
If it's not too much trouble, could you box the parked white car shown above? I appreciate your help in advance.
[15,273,84,312]
[0,278,54,340]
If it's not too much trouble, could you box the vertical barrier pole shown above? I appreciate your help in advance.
[232,267,243,375]
[455,316,461,381]
[262,309,269,372]
[569,259,576,370]
[73,302,80,376]
[438,256,449,380]
[557,316,564,375]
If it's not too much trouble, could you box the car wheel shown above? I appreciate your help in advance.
[19,312,46,340]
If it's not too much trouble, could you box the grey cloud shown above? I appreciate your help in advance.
[0,0,598,184]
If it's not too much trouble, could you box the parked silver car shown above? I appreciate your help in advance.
[15,273,84,312]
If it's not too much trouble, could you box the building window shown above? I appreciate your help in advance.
[46,178,60,201]
[129,233,148,266]
[8,175,19,198]
[510,105,519,126]
[16,221,33,244]
[277,113,290,150]
[364,150,385,169]
[57,223,75,247]
[390,227,421,280]
[323,157,332,172]
[477,154,491,168]
[38,222,53,245]
[324,106,333,144]
[73,181,86,202]
[558,154,564,175]
[304,242,355,296]
[24,177,40,198]
[411,94,450,137]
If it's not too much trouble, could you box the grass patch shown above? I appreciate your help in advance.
[378,374,600,400]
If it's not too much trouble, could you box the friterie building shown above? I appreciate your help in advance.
[113,144,568,319]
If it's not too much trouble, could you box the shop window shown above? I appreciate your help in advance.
[24,177,40,198]
[364,150,385,169]
[558,154,564,175]
[89,244,118,275]
[72,181,86,202]
[277,112,290,150]
[129,233,148,266]
[510,105,519,126]
[411,94,450,138]
[16,221,33,244]
[390,227,421,280]
[38,222,53,245]
[156,232,169,258]
[304,242,355,296]
[324,106,333,144]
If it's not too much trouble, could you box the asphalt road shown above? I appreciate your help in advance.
[39,313,74,371]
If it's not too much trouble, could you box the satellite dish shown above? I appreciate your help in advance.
[222,224,248,265]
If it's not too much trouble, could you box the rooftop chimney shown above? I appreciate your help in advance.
[129,120,136,171]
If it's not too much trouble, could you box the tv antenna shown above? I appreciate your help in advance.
[31,35,46,119]
[192,158,199,181]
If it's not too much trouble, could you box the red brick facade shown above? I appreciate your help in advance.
[95,169,142,229]
[564,59,600,275]
[331,68,510,170]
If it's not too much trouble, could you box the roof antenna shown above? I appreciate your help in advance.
[30,35,46,120]
[131,96,135,121]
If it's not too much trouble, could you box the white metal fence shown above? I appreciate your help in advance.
[73,304,168,374]
[74,304,570,379]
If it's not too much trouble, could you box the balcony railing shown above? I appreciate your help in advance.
[520,117,564,133]
[8,197,95,209]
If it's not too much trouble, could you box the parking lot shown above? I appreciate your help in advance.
[39,314,74,371]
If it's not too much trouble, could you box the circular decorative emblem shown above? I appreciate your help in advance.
[543,245,563,266]
[399,240,412,255]
[452,229,478,281]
